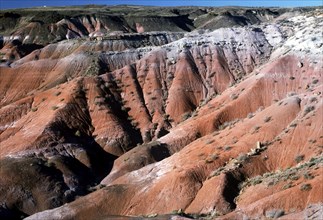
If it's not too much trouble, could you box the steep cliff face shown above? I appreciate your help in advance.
[0,6,322,220]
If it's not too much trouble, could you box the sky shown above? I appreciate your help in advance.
[0,0,322,9]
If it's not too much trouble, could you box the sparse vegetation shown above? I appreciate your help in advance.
[191,110,198,117]
[224,146,232,151]
[295,155,304,163]
[282,182,292,190]
[205,154,219,163]
[247,112,254,119]
[85,57,100,76]
[287,91,297,97]
[51,106,59,110]
[75,130,81,137]
[264,116,271,123]
[230,93,239,100]
[300,183,312,191]
[237,153,248,162]
[218,119,240,130]
[181,112,191,122]
[304,106,315,115]
[250,176,262,185]
[265,209,285,219]
[239,156,322,191]
[131,121,139,127]
[312,79,319,84]
[252,125,261,133]
[309,97,318,103]
[303,172,314,180]
[200,96,212,107]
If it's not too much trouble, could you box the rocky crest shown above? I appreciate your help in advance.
[0,5,322,220]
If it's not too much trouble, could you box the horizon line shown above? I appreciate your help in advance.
[1,4,323,10]
[1,0,322,10]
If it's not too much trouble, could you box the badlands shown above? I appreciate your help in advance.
[0,5,322,220]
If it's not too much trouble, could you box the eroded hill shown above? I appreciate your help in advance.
[0,5,322,220]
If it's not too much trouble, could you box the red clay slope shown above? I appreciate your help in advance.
[0,7,322,220]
